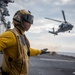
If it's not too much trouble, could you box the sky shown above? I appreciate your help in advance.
[6,0,75,53]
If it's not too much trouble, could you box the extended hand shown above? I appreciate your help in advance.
[41,48,50,54]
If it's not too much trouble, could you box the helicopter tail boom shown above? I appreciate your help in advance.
[48,31,58,35]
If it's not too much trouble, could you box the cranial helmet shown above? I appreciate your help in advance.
[13,9,34,27]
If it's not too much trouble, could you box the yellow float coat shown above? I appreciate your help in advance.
[0,28,41,59]
[0,28,42,75]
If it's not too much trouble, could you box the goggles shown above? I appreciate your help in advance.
[21,14,34,24]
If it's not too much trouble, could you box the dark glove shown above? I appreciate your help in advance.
[41,48,50,54]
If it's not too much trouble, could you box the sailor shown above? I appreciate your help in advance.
[0,9,49,75]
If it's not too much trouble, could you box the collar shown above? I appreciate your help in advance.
[15,27,25,35]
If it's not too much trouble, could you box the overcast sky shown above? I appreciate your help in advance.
[7,0,75,53]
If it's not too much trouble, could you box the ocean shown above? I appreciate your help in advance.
[57,52,75,57]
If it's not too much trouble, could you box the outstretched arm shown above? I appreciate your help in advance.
[30,48,41,56]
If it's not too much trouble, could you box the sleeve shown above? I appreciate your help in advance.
[30,48,42,56]
[0,31,16,51]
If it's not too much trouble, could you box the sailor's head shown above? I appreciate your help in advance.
[13,9,34,31]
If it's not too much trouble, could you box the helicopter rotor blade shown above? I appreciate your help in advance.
[62,10,67,23]
[45,17,63,22]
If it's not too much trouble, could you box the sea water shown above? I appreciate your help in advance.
[57,52,75,57]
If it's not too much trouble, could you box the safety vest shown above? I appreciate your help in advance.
[2,28,30,75]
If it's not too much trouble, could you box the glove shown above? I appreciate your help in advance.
[41,48,50,54]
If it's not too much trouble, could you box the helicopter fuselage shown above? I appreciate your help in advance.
[48,22,73,35]
[58,22,73,32]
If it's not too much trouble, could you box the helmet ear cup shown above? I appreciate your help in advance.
[13,16,21,24]
[13,11,22,24]
[13,11,26,31]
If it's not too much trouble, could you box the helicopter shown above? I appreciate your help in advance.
[45,10,74,35]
